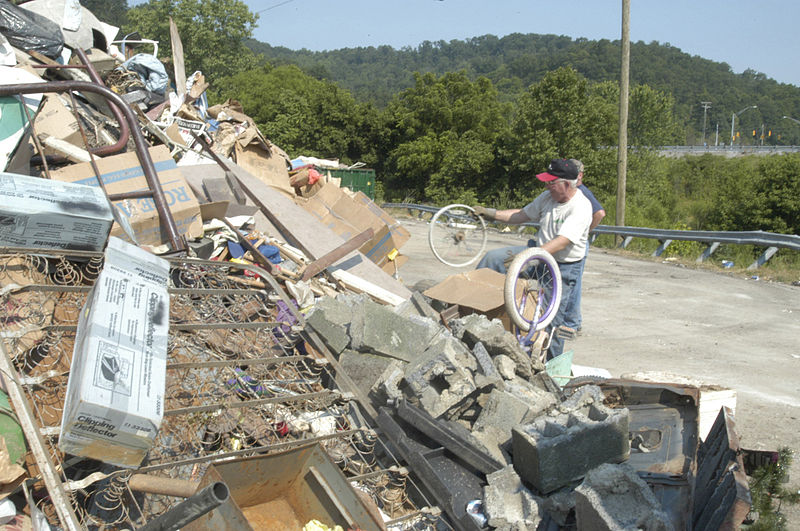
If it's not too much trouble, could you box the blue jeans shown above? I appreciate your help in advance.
[562,252,587,330]
[477,245,584,359]
[546,259,583,359]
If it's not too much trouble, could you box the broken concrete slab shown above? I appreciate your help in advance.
[493,354,516,380]
[368,359,405,406]
[402,333,478,419]
[358,302,441,362]
[483,465,542,530]
[472,341,503,390]
[339,349,395,393]
[575,463,674,531]
[451,313,544,379]
[393,291,442,323]
[512,385,630,494]
[304,296,354,354]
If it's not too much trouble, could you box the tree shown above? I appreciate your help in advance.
[378,71,511,203]
[82,0,129,28]
[508,67,616,200]
[124,0,259,82]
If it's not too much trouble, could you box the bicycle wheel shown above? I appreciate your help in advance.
[428,204,488,267]
[504,247,562,332]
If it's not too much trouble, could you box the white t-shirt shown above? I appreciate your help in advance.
[522,190,592,263]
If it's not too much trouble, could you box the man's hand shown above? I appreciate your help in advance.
[473,206,497,220]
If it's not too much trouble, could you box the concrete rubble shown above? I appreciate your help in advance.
[0,3,757,529]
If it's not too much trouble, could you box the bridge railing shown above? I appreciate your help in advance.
[382,203,800,270]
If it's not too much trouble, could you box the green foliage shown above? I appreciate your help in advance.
[82,0,129,28]
[247,33,800,146]
[379,71,511,203]
[746,448,800,530]
[214,65,379,165]
[125,0,259,81]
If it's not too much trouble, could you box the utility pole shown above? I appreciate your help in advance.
[700,102,711,146]
[616,0,630,240]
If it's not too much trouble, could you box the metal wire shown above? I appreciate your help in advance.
[0,249,439,530]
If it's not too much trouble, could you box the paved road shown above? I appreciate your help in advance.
[395,216,800,521]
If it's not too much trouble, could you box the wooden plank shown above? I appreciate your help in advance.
[234,170,411,301]
[301,228,374,281]
[169,17,187,97]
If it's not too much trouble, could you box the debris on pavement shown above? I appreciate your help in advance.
[0,3,761,529]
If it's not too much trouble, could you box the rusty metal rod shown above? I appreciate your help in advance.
[0,80,185,251]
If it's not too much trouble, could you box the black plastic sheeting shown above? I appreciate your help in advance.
[0,0,64,58]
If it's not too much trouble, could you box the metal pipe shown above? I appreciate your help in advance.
[137,481,229,531]
[0,80,185,251]
[128,474,199,498]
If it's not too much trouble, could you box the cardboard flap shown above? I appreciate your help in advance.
[423,268,506,312]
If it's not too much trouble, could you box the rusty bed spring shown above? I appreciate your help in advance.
[0,249,439,530]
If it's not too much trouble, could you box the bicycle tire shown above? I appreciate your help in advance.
[428,204,488,267]
[504,247,562,332]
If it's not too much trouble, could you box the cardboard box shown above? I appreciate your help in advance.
[49,145,203,246]
[0,173,114,251]
[423,268,515,330]
[298,182,410,267]
[59,237,169,468]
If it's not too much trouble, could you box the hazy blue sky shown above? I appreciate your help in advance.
[245,0,800,87]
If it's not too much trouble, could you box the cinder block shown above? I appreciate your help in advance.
[512,386,630,494]
[575,463,674,531]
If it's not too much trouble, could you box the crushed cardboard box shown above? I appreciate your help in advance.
[297,182,410,268]
[49,145,203,246]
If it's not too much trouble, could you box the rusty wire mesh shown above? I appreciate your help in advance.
[0,249,442,530]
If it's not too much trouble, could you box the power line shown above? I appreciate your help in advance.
[255,0,296,15]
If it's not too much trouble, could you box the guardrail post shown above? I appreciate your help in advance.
[697,241,720,263]
[621,236,634,249]
[747,246,778,270]
[653,239,673,257]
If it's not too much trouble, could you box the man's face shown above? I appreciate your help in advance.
[545,179,572,203]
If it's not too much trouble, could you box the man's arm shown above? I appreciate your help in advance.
[493,208,531,224]
[590,209,606,231]
[540,235,571,256]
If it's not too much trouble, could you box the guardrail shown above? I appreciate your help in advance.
[382,203,800,270]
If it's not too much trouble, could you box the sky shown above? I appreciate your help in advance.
[245,0,800,87]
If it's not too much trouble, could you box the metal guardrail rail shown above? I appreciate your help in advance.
[382,203,800,270]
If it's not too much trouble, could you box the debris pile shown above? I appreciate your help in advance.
[0,2,754,529]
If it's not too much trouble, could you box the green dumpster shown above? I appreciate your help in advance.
[318,167,376,199]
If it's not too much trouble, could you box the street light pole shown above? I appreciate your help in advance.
[730,105,757,150]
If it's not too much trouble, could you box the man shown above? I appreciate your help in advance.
[563,159,606,334]
[474,158,592,359]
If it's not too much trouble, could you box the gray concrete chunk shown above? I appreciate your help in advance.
[360,304,441,362]
[402,333,478,418]
[339,349,395,392]
[304,296,354,354]
[575,463,674,531]
[512,388,630,494]
[453,313,543,378]
[483,465,541,530]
